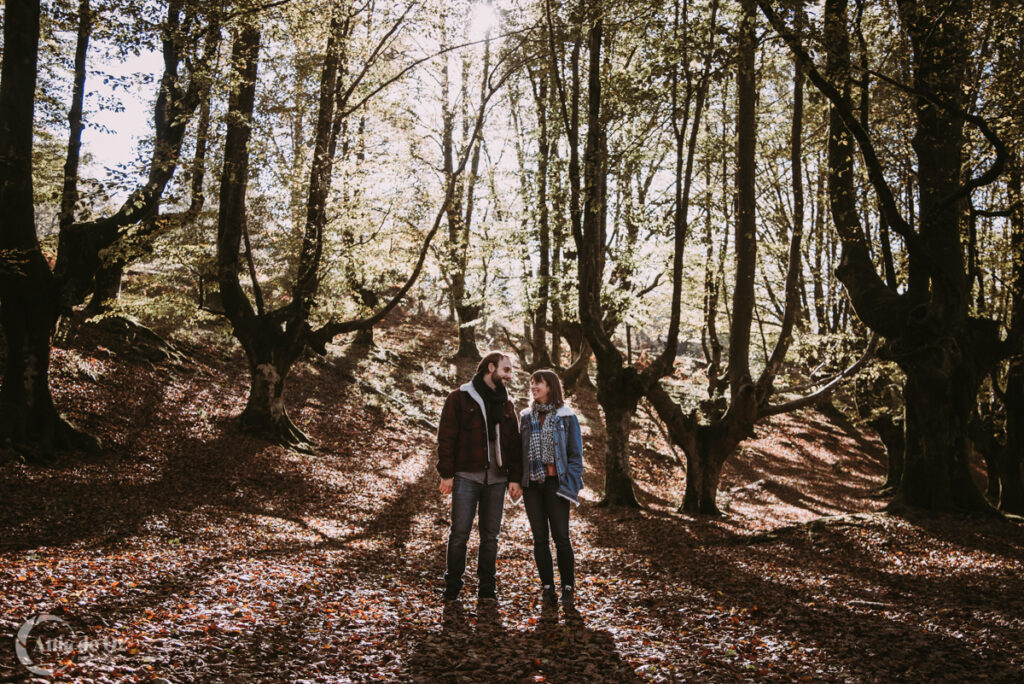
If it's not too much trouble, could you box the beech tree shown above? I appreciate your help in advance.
[437,3,493,362]
[215,1,519,448]
[984,4,1024,513]
[757,0,1013,512]
[549,0,719,506]
[639,0,874,514]
[55,0,221,311]
[1,0,219,459]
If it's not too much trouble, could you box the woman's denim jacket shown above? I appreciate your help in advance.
[519,405,584,506]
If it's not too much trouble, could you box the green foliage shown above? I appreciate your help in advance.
[20,0,1021,395]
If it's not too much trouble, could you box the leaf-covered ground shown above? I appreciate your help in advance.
[1,309,1022,682]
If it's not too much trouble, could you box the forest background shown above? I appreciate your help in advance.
[1,0,1023,681]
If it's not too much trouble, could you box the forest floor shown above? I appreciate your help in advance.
[1,305,1023,683]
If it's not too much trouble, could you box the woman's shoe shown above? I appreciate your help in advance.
[560,585,575,611]
[541,585,558,608]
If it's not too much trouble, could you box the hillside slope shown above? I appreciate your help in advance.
[1,308,1022,682]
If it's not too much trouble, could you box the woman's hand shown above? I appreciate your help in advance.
[508,482,522,501]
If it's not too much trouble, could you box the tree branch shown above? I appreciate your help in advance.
[758,334,877,418]
[306,58,516,352]
[753,1,921,258]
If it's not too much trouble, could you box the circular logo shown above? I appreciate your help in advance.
[14,613,126,677]
[15,613,75,677]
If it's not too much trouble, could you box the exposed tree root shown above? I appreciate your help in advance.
[884,494,1004,520]
[870,485,896,498]
[677,500,724,516]
[1,413,102,464]
[239,412,315,454]
[86,315,189,366]
[735,512,888,544]
[597,492,642,509]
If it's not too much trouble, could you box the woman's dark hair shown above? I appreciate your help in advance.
[530,369,565,408]
[477,351,510,377]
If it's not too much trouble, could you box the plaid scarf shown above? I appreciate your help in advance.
[527,403,557,483]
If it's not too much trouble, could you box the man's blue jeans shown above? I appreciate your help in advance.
[445,475,507,597]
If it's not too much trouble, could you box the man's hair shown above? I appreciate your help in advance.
[530,369,565,408]
[477,351,511,377]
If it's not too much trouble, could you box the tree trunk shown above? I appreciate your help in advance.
[999,360,1024,513]
[550,227,563,366]
[756,9,805,398]
[439,19,490,363]
[215,22,308,450]
[681,433,729,515]
[597,375,639,507]
[84,259,124,316]
[455,304,481,361]
[530,69,553,368]
[561,335,593,391]
[812,218,827,334]
[219,13,342,451]
[688,379,757,512]
[728,0,758,398]
[0,0,96,459]
[894,359,988,511]
[576,11,640,509]
[646,360,761,515]
[999,143,1024,513]
[869,414,905,494]
[58,0,91,231]
[239,348,311,451]
[703,144,728,398]
[351,287,377,346]
[968,408,1001,501]
[885,0,991,512]
[353,327,374,346]
[983,446,1001,502]
[0,281,95,459]
[549,122,567,368]
[188,56,215,217]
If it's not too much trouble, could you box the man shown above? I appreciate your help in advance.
[437,351,523,603]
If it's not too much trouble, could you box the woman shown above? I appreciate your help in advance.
[517,369,584,611]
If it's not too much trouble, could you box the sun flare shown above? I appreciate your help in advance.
[469,2,499,40]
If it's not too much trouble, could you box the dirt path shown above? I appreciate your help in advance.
[1,312,1022,682]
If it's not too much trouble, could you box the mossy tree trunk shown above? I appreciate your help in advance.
[0,0,97,460]
[757,0,1008,513]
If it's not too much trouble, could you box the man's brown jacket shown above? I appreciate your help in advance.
[437,381,522,481]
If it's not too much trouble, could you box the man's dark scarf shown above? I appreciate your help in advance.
[472,372,507,442]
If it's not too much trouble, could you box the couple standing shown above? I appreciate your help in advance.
[436,351,584,613]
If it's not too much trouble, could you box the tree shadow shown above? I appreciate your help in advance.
[343,459,438,549]
[577,506,1024,681]
[0,411,365,552]
[633,484,675,509]
[890,510,1024,557]
[712,411,887,518]
[816,403,885,456]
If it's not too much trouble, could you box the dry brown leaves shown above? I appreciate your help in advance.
[0,310,1022,682]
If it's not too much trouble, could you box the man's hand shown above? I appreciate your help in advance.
[439,478,453,495]
[508,482,522,502]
